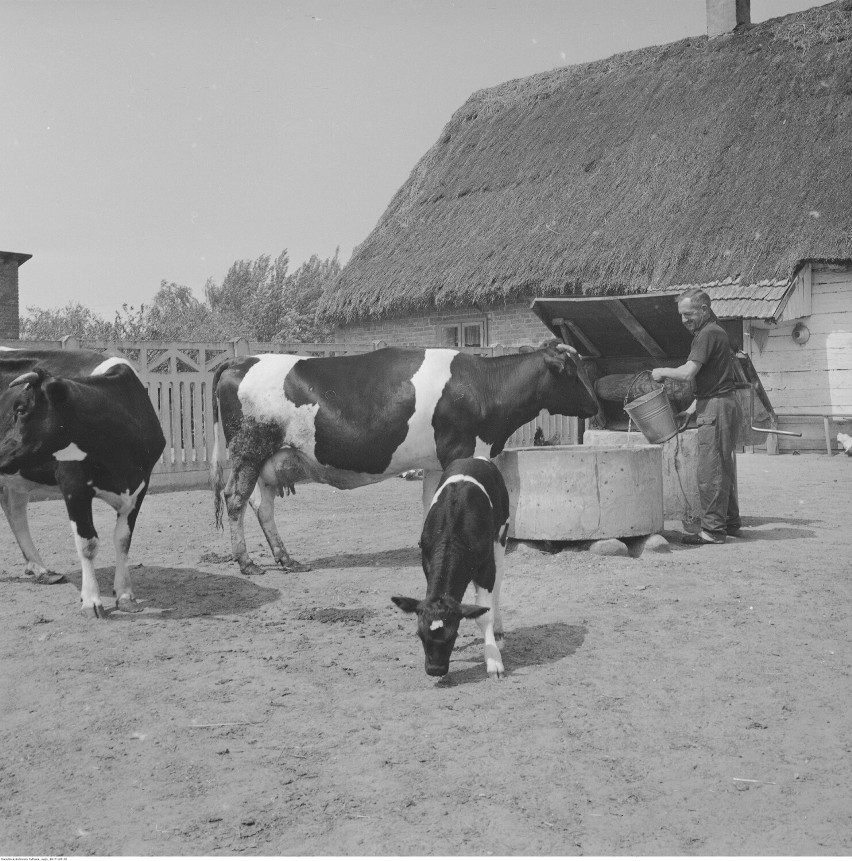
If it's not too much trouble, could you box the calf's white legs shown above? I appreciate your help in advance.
[474,539,507,679]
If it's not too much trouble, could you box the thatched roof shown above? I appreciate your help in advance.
[319,1,852,324]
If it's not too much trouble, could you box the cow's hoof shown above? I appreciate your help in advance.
[279,559,311,573]
[82,603,108,619]
[115,597,143,613]
[33,571,67,585]
[487,669,505,681]
[241,562,266,577]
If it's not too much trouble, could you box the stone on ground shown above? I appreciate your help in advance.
[587,538,630,557]
[628,533,671,557]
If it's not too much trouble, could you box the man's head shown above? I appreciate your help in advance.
[677,288,712,334]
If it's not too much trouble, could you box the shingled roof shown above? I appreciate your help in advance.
[654,276,794,320]
[319,1,852,324]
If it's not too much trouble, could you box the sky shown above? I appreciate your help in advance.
[1,0,833,316]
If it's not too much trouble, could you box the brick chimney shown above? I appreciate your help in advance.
[707,0,750,37]
[0,251,31,340]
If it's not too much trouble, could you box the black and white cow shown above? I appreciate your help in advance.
[0,349,165,617]
[392,456,510,679]
[211,341,598,576]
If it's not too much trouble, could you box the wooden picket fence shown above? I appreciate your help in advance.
[0,337,577,491]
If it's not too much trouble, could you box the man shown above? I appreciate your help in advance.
[651,288,742,545]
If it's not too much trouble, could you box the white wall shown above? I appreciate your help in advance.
[749,264,852,451]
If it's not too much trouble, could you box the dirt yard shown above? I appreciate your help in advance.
[1,451,850,856]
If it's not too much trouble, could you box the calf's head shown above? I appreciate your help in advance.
[392,595,488,677]
[0,369,75,473]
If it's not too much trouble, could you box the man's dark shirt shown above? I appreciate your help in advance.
[688,314,737,399]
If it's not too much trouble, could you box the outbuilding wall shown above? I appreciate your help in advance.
[748,263,852,452]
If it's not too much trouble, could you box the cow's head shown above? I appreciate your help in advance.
[538,341,603,424]
[391,594,488,677]
[0,368,76,474]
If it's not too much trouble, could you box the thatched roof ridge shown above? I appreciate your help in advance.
[319,1,852,324]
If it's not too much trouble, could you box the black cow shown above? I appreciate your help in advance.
[0,349,165,617]
[392,456,510,679]
[211,342,598,576]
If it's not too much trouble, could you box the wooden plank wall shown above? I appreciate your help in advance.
[749,265,852,452]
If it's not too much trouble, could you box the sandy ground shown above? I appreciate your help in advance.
[0,451,851,856]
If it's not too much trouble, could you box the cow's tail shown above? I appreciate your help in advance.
[211,363,229,530]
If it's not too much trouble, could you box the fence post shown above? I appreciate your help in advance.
[60,335,80,351]
[232,337,250,357]
[373,340,387,350]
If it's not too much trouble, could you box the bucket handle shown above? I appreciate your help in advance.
[624,369,663,406]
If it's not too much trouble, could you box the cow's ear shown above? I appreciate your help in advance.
[44,379,70,407]
[459,603,489,620]
[391,596,422,614]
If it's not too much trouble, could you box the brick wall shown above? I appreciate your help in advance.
[335,302,553,348]
[0,259,20,339]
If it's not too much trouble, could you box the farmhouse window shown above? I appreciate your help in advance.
[439,321,485,348]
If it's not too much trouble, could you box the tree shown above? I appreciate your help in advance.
[205,251,290,341]
[144,281,226,340]
[20,302,115,340]
[19,247,343,343]
[273,250,340,341]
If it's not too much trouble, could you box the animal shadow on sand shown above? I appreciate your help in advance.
[438,621,587,687]
[62,566,280,620]
[306,546,421,571]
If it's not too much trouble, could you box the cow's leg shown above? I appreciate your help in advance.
[72,521,104,618]
[56,465,104,618]
[0,487,65,584]
[111,483,148,613]
[248,479,310,573]
[68,502,104,619]
[224,461,266,577]
[474,553,505,680]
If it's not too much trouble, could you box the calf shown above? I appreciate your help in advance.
[392,456,510,679]
[0,359,165,617]
[212,341,598,575]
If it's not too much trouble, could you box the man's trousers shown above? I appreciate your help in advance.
[695,393,741,539]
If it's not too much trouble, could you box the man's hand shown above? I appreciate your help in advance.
[651,368,667,382]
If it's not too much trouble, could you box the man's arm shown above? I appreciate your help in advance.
[651,360,701,383]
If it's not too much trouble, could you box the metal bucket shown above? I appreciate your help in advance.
[624,372,679,444]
